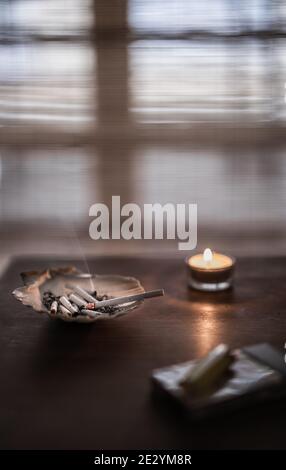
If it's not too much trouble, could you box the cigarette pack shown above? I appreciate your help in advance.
[151,343,286,420]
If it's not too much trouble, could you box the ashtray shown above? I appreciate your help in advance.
[12,266,152,323]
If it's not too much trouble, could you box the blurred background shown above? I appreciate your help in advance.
[1,0,286,269]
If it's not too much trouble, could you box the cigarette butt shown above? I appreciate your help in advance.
[59,305,72,317]
[81,309,102,318]
[72,286,98,304]
[180,344,234,394]
[69,293,87,308]
[70,303,79,313]
[50,301,58,314]
[59,296,77,314]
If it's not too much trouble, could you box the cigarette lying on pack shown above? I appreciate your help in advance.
[84,289,164,310]
[60,296,78,314]
[180,343,234,394]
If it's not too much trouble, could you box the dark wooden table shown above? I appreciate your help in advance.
[1,256,286,450]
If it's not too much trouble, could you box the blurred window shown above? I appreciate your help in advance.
[0,0,92,37]
[129,0,281,35]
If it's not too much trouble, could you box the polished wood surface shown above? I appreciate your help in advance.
[1,256,286,449]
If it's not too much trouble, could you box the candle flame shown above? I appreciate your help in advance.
[203,248,213,264]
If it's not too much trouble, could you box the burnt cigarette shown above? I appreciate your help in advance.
[81,309,102,318]
[59,305,72,317]
[86,289,164,310]
[86,302,95,310]
[72,286,97,304]
[60,296,77,314]
[50,301,58,314]
[69,293,87,308]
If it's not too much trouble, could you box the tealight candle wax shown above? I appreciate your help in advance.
[186,248,235,292]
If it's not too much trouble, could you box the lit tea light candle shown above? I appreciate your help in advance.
[186,248,235,292]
